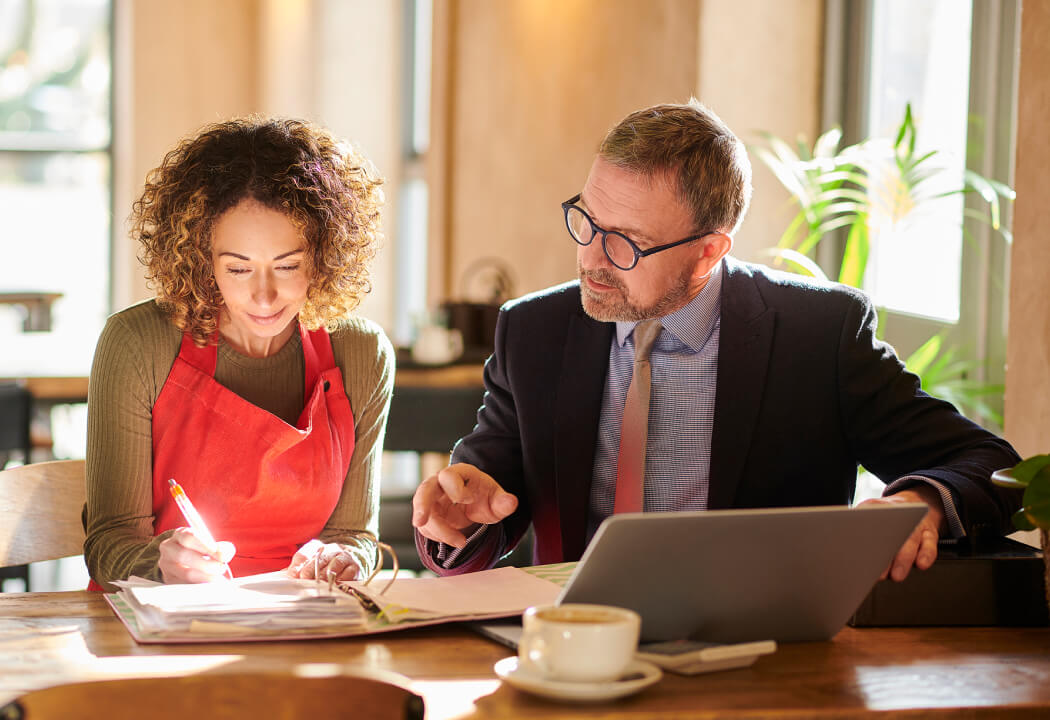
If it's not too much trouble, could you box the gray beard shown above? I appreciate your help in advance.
[577,262,695,322]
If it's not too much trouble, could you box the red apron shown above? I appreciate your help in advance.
[88,323,355,590]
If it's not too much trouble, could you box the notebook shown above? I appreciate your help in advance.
[106,565,565,644]
[556,504,927,643]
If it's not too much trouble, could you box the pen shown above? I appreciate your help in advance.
[167,478,233,580]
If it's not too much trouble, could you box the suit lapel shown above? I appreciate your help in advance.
[708,259,775,509]
[553,304,613,560]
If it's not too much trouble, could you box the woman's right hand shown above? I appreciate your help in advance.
[158,527,236,583]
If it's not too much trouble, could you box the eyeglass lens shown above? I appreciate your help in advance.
[565,206,636,269]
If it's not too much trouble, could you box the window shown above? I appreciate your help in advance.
[392,0,432,347]
[824,0,1018,400]
[827,0,1020,504]
[863,0,973,323]
[0,0,112,380]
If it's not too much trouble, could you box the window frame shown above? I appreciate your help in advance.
[821,0,1020,427]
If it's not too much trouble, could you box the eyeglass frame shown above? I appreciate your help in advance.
[561,193,717,271]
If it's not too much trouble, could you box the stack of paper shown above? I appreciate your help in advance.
[348,566,563,623]
[113,571,366,637]
[104,564,573,644]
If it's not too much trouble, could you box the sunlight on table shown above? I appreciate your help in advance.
[411,679,501,720]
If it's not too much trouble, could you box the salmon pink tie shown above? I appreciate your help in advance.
[613,319,663,514]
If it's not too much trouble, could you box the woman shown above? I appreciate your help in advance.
[84,117,392,591]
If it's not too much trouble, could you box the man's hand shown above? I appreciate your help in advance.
[858,484,945,582]
[412,463,519,548]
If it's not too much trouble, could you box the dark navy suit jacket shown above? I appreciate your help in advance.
[418,257,1020,573]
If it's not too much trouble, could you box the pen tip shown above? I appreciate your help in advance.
[168,478,176,487]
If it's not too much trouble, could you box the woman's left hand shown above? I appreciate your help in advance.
[287,539,361,582]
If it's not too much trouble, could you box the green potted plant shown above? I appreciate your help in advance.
[992,457,1050,610]
[752,104,1014,423]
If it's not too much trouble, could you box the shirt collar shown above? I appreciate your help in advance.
[614,259,723,353]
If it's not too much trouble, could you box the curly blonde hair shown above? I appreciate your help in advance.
[133,116,384,346]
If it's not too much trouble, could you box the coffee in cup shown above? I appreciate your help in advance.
[518,603,640,683]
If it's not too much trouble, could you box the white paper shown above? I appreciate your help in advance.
[349,566,561,619]
[113,571,365,634]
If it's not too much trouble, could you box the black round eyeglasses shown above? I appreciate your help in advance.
[561,193,715,271]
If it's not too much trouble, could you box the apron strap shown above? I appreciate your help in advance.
[176,331,219,375]
[300,322,337,394]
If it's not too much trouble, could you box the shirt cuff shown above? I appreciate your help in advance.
[434,523,491,569]
[884,475,965,538]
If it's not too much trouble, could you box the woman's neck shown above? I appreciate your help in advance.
[218,313,298,358]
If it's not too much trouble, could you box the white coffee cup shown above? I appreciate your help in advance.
[411,325,464,365]
[518,603,641,683]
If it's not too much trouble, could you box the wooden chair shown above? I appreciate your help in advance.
[0,460,86,576]
[0,382,33,467]
[0,671,424,720]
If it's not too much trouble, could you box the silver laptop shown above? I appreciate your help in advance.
[554,504,927,643]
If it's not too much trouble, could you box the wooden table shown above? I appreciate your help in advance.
[0,376,89,403]
[3,592,1050,718]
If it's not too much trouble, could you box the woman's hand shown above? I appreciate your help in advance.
[287,539,362,582]
[158,528,236,584]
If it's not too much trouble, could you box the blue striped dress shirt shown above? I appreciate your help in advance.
[586,265,723,540]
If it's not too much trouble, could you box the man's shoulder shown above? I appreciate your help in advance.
[724,257,869,311]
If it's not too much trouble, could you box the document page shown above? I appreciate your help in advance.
[350,566,561,621]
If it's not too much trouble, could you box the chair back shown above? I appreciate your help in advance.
[383,385,483,454]
[0,382,32,463]
[0,671,424,720]
[380,385,483,571]
[0,460,86,567]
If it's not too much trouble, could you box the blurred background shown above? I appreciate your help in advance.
[2,0,1049,587]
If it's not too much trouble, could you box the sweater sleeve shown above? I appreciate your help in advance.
[319,318,396,577]
[84,308,177,591]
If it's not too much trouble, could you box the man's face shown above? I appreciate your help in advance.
[576,157,710,322]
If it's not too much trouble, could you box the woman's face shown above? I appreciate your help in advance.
[211,199,310,357]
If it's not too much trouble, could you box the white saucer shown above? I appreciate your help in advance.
[493,656,662,702]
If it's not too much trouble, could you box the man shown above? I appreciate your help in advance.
[412,99,1020,580]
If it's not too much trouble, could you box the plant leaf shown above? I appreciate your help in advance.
[1012,507,1036,531]
[1010,454,1050,485]
[838,219,869,287]
[905,334,943,377]
[777,211,808,250]
[763,248,829,279]
[813,126,843,159]
[1021,465,1050,529]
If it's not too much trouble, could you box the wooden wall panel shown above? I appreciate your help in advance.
[1004,1,1050,456]
[435,0,700,301]
[697,0,824,265]
[113,0,261,309]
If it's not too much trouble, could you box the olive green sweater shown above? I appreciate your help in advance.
[84,300,394,591]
